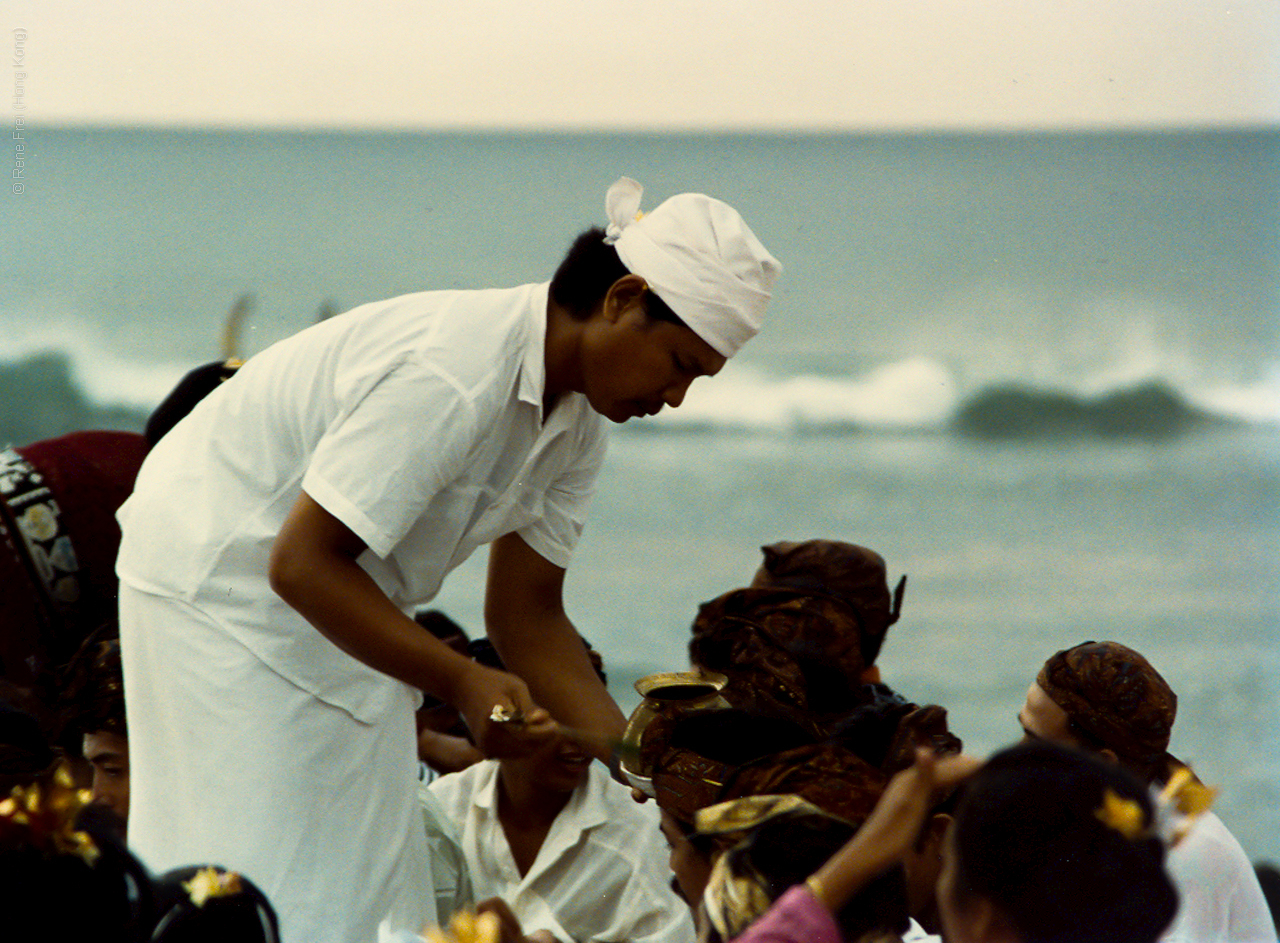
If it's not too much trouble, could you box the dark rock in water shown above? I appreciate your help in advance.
[0,352,147,445]
[953,381,1218,441]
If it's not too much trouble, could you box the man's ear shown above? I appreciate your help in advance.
[601,274,649,323]
[1098,747,1120,766]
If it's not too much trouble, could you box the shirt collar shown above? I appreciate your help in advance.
[525,764,612,874]
[516,281,552,413]
[472,760,501,812]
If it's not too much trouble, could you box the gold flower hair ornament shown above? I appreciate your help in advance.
[1156,766,1217,847]
[1094,789,1146,841]
[422,909,501,943]
[1094,765,1216,848]
[0,763,99,865]
[694,794,826,840]
[183,866,245,907]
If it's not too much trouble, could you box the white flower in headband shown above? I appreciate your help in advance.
[603,177,645,245]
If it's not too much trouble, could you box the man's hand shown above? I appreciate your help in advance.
[475,898,565,943]
[449,660,557,759]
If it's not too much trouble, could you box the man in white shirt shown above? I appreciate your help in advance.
[116,178,780,943]
[1019,641,1275,943]
[429,726,693,943]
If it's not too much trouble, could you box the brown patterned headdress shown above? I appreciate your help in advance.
[751,539,906,666]
[1037,641,1177,773]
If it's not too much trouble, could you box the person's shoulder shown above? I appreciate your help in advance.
[426,758,498,806]
[1167,810,1262,900]
[405,283,546,389]
[1176,811,1253,863]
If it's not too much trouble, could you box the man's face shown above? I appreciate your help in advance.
[83,730,130,822]
[505,733,593,798]
[579,292,726,424]
[1017,682,1078,747]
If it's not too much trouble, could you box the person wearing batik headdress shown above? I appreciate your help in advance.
[116,178,780,943]
[688,539,956,753]
[644,704,953,942]
[1020,640,1275,943]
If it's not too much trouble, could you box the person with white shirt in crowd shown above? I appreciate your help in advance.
[428,642,693,943]
[1019,640,1276,943]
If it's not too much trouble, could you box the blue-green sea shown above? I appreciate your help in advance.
[2,125,1277,864]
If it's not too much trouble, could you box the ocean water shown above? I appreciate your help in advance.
[2,126,1278,863]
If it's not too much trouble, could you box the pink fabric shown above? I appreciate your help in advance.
[729,885,842,943]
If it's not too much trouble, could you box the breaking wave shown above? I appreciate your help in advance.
[640,358,1279,439]
[1,344,1276,448]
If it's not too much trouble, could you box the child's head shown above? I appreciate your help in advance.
[0,769,153,943]
[940,740,1178,943]
[150,865,279,943]
[700,804,909,943]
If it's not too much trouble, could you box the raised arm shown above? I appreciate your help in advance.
[484,531,627,758]
[269,490,553,757]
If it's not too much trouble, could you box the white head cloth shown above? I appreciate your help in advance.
[602,177,781,358]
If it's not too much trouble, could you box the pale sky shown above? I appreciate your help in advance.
[8,0,1280,132]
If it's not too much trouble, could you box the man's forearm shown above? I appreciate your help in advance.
[490,609,626,742]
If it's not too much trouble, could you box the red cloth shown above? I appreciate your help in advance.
[1,431,147,688]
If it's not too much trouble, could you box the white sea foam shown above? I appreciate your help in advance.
[0,314,193,410]
[1187,370,1280,424]
[649,357,961,432]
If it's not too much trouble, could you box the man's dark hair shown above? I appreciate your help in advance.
[58,622,126,748]
[549,227,684,325]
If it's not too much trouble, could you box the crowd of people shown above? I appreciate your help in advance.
[1,179,1277,943]
[3,538,1278,943]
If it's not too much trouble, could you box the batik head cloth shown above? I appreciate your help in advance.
[1037,640,1177,764]
[603,177,780,358]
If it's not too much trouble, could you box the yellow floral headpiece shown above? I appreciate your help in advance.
[1094,764,1216,848]
[183,866,245,906]
[0,763,99,866]
[422,909,502,943]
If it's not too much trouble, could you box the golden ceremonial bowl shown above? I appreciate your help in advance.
[619,669,730,795]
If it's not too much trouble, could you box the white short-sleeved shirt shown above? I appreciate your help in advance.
[1162,811,1276,943]
[118,282,608,722]
[428,760,695,943]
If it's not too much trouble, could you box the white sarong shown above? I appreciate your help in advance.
[120,585,436,943]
